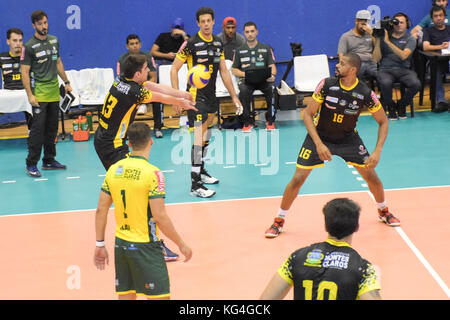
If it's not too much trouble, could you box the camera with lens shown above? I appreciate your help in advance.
[290,42,303,57]
[373,16,399,37]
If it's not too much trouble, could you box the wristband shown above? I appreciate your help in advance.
[96,241,105,247]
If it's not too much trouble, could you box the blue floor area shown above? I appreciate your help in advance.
[0,111,449,216]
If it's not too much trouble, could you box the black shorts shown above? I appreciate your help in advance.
[296,132,370,169]
[187,96,219,125]
[94,131,129,170]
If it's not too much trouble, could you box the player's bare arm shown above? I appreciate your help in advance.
[219,59,243,115]
[365,107,389,169]
[303,99,332,161]
[259,272,291,300]
[149,198,192,262]
[94,191,113,270]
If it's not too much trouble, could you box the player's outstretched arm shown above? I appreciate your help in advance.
[303,99,332,161]
[149,198,192,262]
[94,191,113,270]
[149,91,196,111]
[219,59,243,115]
[144,80,193,102]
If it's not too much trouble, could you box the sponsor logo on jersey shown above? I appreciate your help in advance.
[304,249,324,267]
[322,251,350,269]
[155,170,165,193]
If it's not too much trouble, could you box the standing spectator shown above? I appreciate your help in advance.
[94,122,192,300]
[150,18,188,66]
[338,10,377,81]
[231,21,277,131]
[118,34,164,137]
[0,28,32,129]
[410,0,449,39]
[375,13,421,120]
[217,16,246,61]
[260,198,381,300]
[21,10,71,177]
[422,5,450,112]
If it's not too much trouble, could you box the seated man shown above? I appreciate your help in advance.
[232,21,277,132]
[375,13,421,120]
[118,34,164,137]
[422,5,450,112]
[338,10,377,81]
[0,28,32,129]
[410,0,450,40]
[217,16,246,61]
[150,18,188,67]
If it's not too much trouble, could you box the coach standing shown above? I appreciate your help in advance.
[21,10,71,177]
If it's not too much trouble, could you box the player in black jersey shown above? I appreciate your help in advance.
[170,7,243,198]
[265,53,400,238]
[261,198,381,300]
[94,54,195,262]
[94,53,195,170]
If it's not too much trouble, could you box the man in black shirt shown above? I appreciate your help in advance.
[423,5,450,112]
[264,52,400,238]
[150,18,188,65]
[260,198,381,300]
[0,28,32,128]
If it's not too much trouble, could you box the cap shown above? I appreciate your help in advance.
[356,10,371,20]
[171,18,184,30]
[223,16,237,27]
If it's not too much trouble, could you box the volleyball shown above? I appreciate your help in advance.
[187,64,210,89]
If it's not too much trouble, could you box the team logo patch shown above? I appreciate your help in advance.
[304,249,324,267]
[358,145,368,155]
[371,91,380,105]
[314,79,325,96]
[115,165,124,177]
[155,170,165,193]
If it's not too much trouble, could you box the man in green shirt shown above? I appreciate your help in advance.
[232,21,277,132]
[21,10,72,177]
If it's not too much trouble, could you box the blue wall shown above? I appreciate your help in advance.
[1,0,428,84]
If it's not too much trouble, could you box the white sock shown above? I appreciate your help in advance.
[191,166,201,174]
[376,201,387,210]
[278,208,288,219]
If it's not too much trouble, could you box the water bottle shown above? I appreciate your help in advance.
[86,112,93,131]
[179,115,189,133]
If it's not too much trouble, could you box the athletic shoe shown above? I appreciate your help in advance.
[154,129,163,138]
[201,169,219,184]
[190,184,216,198]
[264,217,285,238]
[41,160,67,170]
[26,165,41,177]
[242,124,253,133]
[397,105,407,119]
[388,107,398,120]
[161,240,179,261]
[137,104,147,115]
[266,121,275,131]
[378,207,400,226]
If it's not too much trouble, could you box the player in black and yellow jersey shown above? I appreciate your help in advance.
[94,53,195,171]
[171,7,243,198]
[265,52,400,238]
[94,122,192,300]
[261,198,381,300]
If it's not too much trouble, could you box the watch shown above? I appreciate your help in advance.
[64,80,70,85]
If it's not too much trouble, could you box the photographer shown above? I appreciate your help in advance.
[375,13,421,120]
[338,10,377,81]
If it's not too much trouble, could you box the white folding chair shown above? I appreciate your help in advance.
[293,54,330,94]
[159,64,188,91]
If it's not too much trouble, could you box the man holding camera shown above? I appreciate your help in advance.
[375,13,421,120]
[338,10,377,81]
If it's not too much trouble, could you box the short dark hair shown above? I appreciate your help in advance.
[243,21,257,30]
[430,5,446,18]
[126,34,140,44]
[127,122,152,150]
[122,54,147,79]
[7,28,23,39]
[323,198,360,240]
[343,52,361,72]
[196,7,214,22]
[31,10,47,24]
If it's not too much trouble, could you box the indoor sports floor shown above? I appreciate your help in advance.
[0,110,449,300]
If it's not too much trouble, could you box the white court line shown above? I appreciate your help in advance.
[285,162,296,165]
[223,165,236,169]
[366,191,450,298]
[34,178,48,181]
[2,180,16,184]
[161,170,174,173]
[395,227,450,298]
[66,176,80,180]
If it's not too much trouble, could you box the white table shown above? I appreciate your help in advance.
[0,89,32,114]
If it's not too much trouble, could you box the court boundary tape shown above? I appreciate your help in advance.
[365,190,450,299]
[1,184,449,218]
